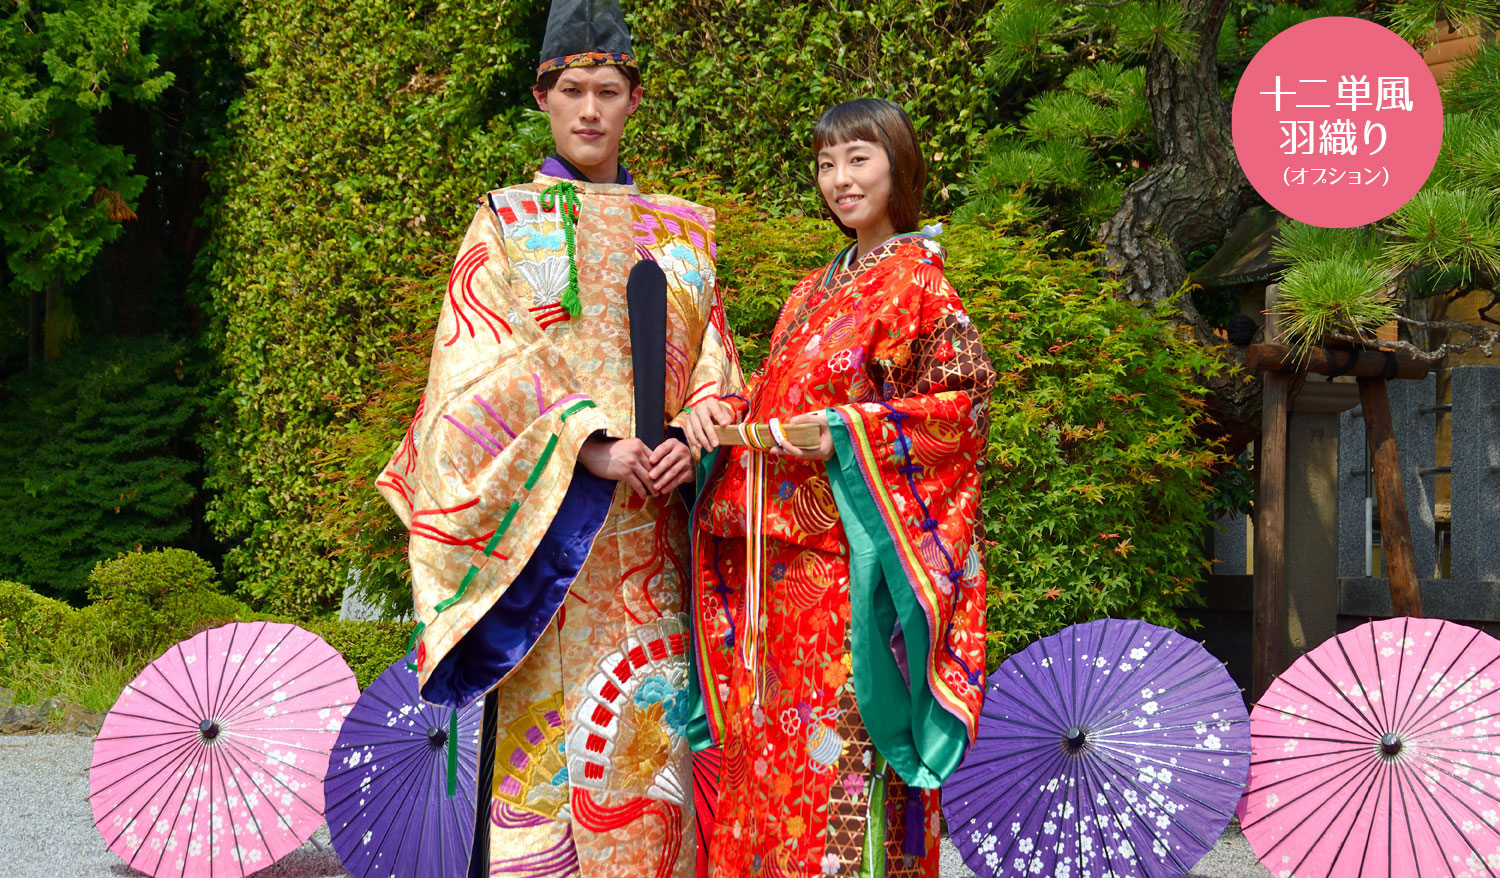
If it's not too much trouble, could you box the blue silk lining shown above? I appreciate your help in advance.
[423,467,613,707]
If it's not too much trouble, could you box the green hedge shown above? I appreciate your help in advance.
[0,550,407,713]
[0,580,75,666]
[201,0,1223,653]
[631,0,998,211]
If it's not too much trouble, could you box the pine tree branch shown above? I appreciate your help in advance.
[1326,314,1500,361]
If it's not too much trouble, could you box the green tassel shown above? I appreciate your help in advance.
[539,181,583,318]
[405,622,426,672]
[446,709,460,797]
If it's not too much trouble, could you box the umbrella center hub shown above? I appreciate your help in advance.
[1063,725,1089,753]
[428,726,449,749]
[199,719,222,742]
[1379,732,1403,757]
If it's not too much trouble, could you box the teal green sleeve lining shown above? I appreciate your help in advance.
[825,410,967,789]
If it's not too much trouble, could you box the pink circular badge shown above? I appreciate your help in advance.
[1232,16,1443,229]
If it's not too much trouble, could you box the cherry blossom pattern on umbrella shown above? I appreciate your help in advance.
[89,621,358,878]
[1240,617,1500,878]
[945,618,1250,878]
[325,651,483,878]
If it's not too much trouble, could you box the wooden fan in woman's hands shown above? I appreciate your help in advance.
[713,422,822,451]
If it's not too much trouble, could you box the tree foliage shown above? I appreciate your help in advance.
[939,227,1223,662]
[1271,40,1500,357]
[0,336,202,600]
[0,0,174,293]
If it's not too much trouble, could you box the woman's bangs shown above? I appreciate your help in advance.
[812,105,884,155]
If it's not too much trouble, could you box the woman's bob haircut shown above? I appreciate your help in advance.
[812,98,927,239]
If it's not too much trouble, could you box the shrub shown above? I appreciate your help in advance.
[86,548,242,659]
[0,580,76,668]
[1,549,407,713]
[301,619,410,689]
[937,225,1225,665]
[0,336,202,600]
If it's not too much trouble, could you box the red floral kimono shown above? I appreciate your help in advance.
[688,235,995,877]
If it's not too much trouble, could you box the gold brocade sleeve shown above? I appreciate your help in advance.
[377,205,615,706]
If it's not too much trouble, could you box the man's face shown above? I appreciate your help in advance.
[533,67,642,179]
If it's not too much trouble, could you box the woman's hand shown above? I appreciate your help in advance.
[771,411,834,461]
[682,398,740,453]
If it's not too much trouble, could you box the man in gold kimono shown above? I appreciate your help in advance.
[374,1,741,874]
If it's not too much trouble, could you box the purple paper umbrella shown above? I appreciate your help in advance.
[324,651,483,878]
[944,619,1250,878]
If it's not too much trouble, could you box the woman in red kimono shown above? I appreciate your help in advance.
[681,99,995,877]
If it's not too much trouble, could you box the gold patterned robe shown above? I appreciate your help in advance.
[377,172,742,877]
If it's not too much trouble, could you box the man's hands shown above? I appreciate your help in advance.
[578,436,695,497]
[682,398,739,452]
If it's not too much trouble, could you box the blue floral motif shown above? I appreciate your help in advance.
[778,480,795,501]
[770,563,787,581]
[633,674,690,735]
[634,674,673,709]
[662,688,692,735]
[522,229,565,250]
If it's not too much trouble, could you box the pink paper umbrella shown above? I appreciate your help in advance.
[89,621,360,878]
[1240,617,1500,878]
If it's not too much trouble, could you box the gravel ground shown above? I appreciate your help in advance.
[937,823,1272,878]
[6,732,1270,878]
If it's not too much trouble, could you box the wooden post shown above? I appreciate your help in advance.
[1245,337,1431,627]
[1357,377,1424,617]
[1254,373,1290,700]
[1252,285,1290,700]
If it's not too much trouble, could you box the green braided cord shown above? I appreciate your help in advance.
[413,401,587,669]
[433,499,520,614]
[558,399,597,422]
[525,435,560,491]
[859,753,889,878]
[405,622,426,671]
[539,181,582,317]
[446,709,460,796]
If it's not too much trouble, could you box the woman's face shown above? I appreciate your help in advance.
[816,139,892,233]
